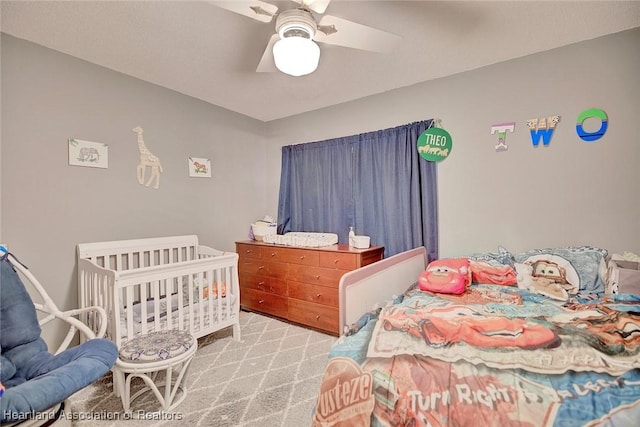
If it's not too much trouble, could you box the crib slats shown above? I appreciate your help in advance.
[208,270,216,326]
[124,286,135,339]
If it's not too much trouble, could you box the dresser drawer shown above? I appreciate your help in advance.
[288,281,338,307]
[237,243,262,259]
[239,258,287,279]
[239,272,288,296]
[318,252,357,270]
[288,298,339,334]
[287,264,345,288]
[261,247,319,266]
[241,288,288,318]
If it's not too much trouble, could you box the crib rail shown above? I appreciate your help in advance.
[78,240,240,346]
[77,235,202,272]
[77,258,117,341]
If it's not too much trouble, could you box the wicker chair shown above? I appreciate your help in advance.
[0,251,118,426]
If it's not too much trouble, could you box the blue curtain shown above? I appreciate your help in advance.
[277,120,438,260]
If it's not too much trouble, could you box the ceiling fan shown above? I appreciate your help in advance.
[210,0,401,76]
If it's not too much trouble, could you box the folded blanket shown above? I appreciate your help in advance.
[470,260,517,286]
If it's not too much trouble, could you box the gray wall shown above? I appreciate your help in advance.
[265,27,640,257]
[1,35,268,319]
[2,28,639,324]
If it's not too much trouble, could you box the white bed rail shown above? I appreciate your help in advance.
[338,246,428,334]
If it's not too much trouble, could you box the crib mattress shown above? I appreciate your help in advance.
[117,295,237,340]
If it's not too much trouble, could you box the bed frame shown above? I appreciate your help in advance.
[77,235,241,347]
[338,246,428,333]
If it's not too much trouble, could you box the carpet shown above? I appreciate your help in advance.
[67,311,336,426]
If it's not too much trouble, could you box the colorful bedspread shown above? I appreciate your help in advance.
[312,284,640,427]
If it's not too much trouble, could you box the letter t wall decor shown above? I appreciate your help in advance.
[491,122,516,152]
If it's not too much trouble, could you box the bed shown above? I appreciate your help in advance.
[77,235,241,348]
[313,246,640,426]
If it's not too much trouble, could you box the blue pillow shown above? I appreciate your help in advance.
[468,246,515,268]
[514,246,608,293]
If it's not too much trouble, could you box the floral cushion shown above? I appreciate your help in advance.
[119,329,195,363]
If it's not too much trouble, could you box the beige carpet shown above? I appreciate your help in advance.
[68,311,336,426]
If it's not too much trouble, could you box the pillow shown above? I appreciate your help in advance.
[418,258,471,295]
[514,246,608,293]
[523,254,580,294]
[514,262,569,301]
[1,356,16,383]
[467,246,515,268]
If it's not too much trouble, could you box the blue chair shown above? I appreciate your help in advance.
[0,252,118,425]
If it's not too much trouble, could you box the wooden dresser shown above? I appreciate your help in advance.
[236,240,384,335]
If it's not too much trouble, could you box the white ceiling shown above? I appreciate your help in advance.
[2,1,639,122]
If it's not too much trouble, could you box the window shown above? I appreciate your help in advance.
[277,120,438,259]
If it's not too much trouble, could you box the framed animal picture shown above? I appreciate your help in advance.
[188,156,211,178]
[68,138,109,169]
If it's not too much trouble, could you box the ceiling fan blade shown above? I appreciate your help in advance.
[315,15,401,53]
[294,0,332,14]
[256,34,280,72]
[209,1,278,23]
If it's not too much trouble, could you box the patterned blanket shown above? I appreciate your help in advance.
[313,284,640,426]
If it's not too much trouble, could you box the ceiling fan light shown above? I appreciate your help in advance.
[273,36,320,77]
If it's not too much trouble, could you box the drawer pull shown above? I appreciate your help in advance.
[258,266,265,271]
[257,282,265,290]
[315,275,321,280]
[258,299,265,304]
[270,286,275,293]
[246,249,253,254]
[315,314,320,320]
[300,255,306,260]
[316,293,322,298]
[334,259,339,264]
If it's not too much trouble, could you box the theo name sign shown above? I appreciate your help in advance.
[417,127,453,162]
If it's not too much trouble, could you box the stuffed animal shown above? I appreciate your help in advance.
[418,258,471,295]
[201,282,226,299]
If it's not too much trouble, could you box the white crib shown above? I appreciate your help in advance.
[77,235,241,348]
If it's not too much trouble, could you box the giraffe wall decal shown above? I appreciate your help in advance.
[132,126,163,189]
